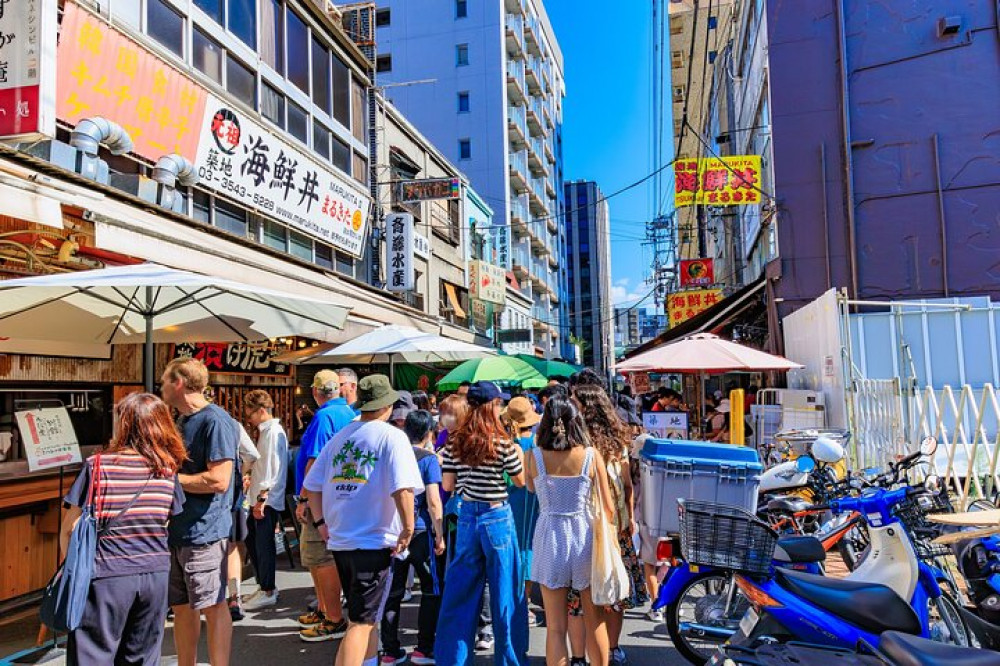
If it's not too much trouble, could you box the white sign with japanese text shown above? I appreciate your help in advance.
[15,407,82,472]
[194,96,371,257]
[0,0,57,138]
[414,231,430,259]
[643,411,690,440]
[469,260,506,306]
[385,213,414,292]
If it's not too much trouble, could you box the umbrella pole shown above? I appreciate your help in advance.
[144,287,154,393]
[389,355,395,387]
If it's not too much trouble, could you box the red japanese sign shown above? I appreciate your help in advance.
[0,0,57,138]
[56,2,207,160]
[667,288,724,327]
[679,259,715,287]
[674,155,763,208]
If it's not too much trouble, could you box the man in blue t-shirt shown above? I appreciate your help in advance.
[161,358,239,666]
[294,369,358,642]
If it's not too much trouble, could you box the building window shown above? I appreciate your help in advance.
[315,243,334,269]
[229,0,257,48]
[375,8,390,26]
[457,91,470,113]
[287,100,308,144]
[313,121,331,159]
[708,15,718,29]
[456,0,468,18]
[226,56,257,106]
[193,27,223,83]
[261,82,285,126]
[458,138,471,160]
[353,151,369,185]
[194,0,223,23]
[215,198,248,236]
[312,37,331,113]
[147,0,184,57]
[332,56,351,129]
[286,8,309,92]
[263,220,288,251]
[376,54,392,73]
[192,189,211,223]
[332,134,351,174]
[336,251,355,276]
[456,43,469,66]
[351,76,367,143]
[261,0,284,74]
[289,230,313,261]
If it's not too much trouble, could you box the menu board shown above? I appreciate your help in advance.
[643,411,690,440]
[15,407,83,471]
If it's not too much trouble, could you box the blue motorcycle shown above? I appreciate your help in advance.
[723,483,970,654]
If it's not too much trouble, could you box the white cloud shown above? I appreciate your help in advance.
[611,283,645,305]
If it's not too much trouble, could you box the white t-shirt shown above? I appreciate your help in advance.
[303,419,424,551]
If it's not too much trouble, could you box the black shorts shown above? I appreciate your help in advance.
[332,549,393,624]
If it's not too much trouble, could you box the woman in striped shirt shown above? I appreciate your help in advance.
[435,381,529,665]
[61,393,186,665]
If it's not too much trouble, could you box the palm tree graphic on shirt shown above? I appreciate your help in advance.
[331,440,378,484]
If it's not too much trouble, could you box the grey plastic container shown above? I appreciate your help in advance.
[639,438,763,537]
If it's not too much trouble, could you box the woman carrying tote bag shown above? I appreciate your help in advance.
[59,393,186,665]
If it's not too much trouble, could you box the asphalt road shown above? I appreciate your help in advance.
[21,565,689,665]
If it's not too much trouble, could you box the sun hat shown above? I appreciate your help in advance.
[503,396,541,430]
[716,398,731,414]
[358,374,400,412]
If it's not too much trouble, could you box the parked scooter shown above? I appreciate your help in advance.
[726,440,971,654]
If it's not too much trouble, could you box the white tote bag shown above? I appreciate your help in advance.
[590,470,630,606]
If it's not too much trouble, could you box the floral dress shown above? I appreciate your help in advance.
[606,449,649,610]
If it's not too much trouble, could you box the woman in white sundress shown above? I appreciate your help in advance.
[526,395,616,666]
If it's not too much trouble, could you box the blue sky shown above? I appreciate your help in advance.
[546,1,665,312]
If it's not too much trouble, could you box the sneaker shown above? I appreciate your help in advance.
[646,607,664,623]
[243,590,278,611]
[228,600,244,622]
[474,633,495,651]
[610,646,629,666]
[402,589,413,603]
[409,650,435,665]
[380,651,406,664]
[300,618,348,642]
[298,609,325,629]
[570,659,588,666]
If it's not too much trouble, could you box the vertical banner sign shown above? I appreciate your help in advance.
[494,220,511,270]
[679,259,715,287]
[15,407,83,472]
[413,232,430,259]
[385,213,414,292]
[0,0,57,137]
[674,156,763,207]
[667,288,723,327]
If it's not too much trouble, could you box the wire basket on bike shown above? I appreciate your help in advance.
[679,499,779,576]
[893,490,954,559]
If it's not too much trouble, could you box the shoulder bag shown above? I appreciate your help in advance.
[590,453,630,606]
[41,455,150,632]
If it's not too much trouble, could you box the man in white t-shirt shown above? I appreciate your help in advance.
[304,374,424,666]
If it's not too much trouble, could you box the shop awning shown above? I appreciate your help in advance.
[444,282,467,319]
[625,276,766,358]
[0,158,106,228]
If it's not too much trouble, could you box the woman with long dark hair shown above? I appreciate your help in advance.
[61,393,187,665]
[527,395,616,666]
[573,383,649,666]
[435,382,528,665]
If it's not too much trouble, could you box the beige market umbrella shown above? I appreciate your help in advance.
[616,333,803,373]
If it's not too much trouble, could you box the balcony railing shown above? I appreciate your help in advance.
[506,59,526,102]
[509,149,529,192]
[509,194,529,230]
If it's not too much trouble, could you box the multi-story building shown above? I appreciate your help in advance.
[615,307,641,348]
[372,0,568,358]
[564,180,613,374]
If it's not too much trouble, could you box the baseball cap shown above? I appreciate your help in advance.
[358,374,400,412]
[503,396,540,430]
[391,390,416,422]
[311,369,339,390]
[466,380,510,407]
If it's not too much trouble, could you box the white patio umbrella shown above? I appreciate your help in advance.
[0,263,352,390]
[274,324,496,383]
[616,333,803,373]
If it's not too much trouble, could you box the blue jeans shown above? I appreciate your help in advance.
[435,501,529,665]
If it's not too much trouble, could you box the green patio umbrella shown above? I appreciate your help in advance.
[437,356,548,391]
[514,354,582,379]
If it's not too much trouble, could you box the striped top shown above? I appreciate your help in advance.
[65,452,185,579]
[441,439,523,503]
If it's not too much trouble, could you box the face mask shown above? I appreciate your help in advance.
[439,414,457,431]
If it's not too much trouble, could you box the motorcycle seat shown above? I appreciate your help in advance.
[879,631,999,666]
[774,568,921,636]
[773,536,826,563]
[767,496,813,514]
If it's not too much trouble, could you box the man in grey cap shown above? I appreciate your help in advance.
[305,374,424,666]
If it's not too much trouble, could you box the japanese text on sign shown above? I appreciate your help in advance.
[385,213,415,292]
[667,288,723,327]
[414,232,430,259]
[469,260,506,306]
[56,3,206,159]
[15,408,83,471]
[643,411,689,440]
[0,0,56,137]
[679,259,715,287]
[194,97,371,257]
[172,341,292,377]
[399,178,461,202]
[674,155,763,208]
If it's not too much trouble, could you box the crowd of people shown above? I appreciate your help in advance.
[56,358,671,666]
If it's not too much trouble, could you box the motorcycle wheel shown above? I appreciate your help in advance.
[665,571,749,665]
[836,522,870,571]
[929,592,971,646]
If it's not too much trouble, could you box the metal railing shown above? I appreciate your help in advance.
[506,13,524,39]
[506,59,525,89]
[509,150,528,179]
[510,194,529,223]
[508,104,526,132]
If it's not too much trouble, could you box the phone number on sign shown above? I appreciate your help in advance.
[198,168,277,212]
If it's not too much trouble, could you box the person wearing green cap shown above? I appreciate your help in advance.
[304,374,424,666]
